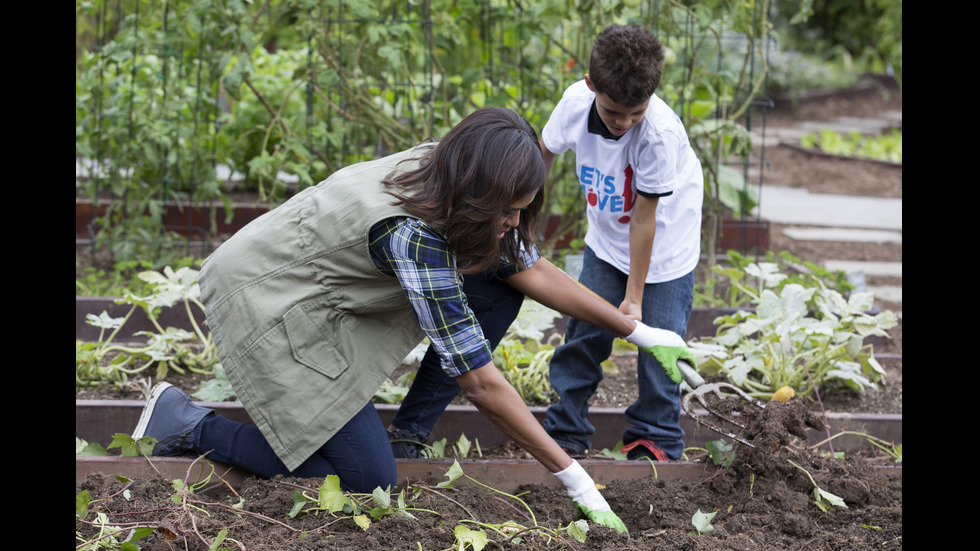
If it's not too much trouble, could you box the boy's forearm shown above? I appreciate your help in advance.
[626,195,659,306]
[625,244,651,307]
[539,139,557,181]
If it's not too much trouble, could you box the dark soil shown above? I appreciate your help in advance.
[76,398,902,550]
[77,80,903,550]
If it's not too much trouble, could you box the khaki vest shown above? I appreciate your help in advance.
[199,146,430,470]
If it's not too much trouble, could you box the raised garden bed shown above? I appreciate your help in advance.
[77,396,903,550]
[76,399,902,457]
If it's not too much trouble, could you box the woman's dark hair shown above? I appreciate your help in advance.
[384,107,546,274]
[589,25,665,107]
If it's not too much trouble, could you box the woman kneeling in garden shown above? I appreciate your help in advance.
[132,107,693,534]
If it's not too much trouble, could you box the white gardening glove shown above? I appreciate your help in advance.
[554,460,628,534]
[624,322,702,387]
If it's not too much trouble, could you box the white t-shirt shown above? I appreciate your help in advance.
[542,80,703,283]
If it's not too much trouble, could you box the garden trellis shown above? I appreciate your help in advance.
[76,0,779,267]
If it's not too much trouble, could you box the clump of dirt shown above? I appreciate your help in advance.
[76,396,901,550]
[691,390,828,454]
[744,398,826,453]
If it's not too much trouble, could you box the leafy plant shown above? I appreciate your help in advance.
[76,433,160,461]
[800,128,902,163]
[76,506,154,551]
[788,459,848,512]
[595,441,628,460]
[492,300,563,405]
[453,525,490,550]
[688,259,897,399]
[76,437,108,458]
[434,460,590,546]
[76,257,202,297]
[281,461,594,547]
[76,266,218,387]
[811,431,902,464]
[372,300,564,407]
[769,0,902,90]
[412,434,482,461]
[192,364,236,402]
[287,474,436,527]
[372,370,415,405]
[695,249,854,308]
[705,439,736,467]
[77,458,232,550]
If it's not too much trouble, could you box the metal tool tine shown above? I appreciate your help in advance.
[682,382,766,448]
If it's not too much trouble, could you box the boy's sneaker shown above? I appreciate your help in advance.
[132,382,213,457]
[387,428,427,459]
[620,439,669,462]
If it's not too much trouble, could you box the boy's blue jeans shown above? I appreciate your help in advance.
[543,245,694,459]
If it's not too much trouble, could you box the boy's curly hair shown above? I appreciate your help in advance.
[588,25,665,107]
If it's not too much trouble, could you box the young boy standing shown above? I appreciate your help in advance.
[540,24,704,461]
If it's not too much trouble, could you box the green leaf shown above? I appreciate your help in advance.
[207,529,228,551]
[107,433,151,457]
[76,490,92,519]
[86,311,126,329]
[692,508,717,534]
[76,436,109,457]
[318,475,347,513]
[688,99,716,119]
[354,514,371,531]
[438,460,464,488]
[596,441,627,460]
[428,438,448,459]
[705,439,735,467]
[813,487,848,511]
[78,442,108,457]
[453,525,488,550]
[288,490,307,518]
[456,434,472,459]
[566,519,589,542]
[372,487,391,508]
[125,527,154,545]
[714,164,758,215]
[193,376,237,402]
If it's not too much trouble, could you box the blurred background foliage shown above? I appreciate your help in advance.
[76,0,901,268]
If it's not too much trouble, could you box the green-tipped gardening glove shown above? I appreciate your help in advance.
[554,460,629,535]
[625,322,702,387]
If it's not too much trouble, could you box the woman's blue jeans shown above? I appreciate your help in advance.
[195,400,396,493]
[543,245,694,459]
[388,269,525,439]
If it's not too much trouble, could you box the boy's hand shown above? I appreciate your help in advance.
[625,322,699,386]
[618,299,643,321]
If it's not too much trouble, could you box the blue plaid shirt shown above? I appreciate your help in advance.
[370,217,539,376]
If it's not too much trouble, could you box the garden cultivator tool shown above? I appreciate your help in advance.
[681,379,767,448]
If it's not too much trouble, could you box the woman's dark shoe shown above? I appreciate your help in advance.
[387,428,427,458]
[132,382,213,456]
